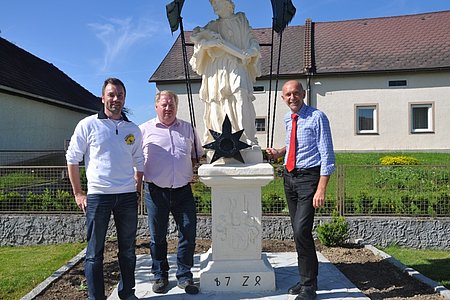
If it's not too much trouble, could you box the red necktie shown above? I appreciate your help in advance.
[286,113,298,172]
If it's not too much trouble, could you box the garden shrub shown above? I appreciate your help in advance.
[316,211,349,246]
[25,192,42,211]
[191,181,211,214]
[272,164,284,177]
[262,177,286,213]
[380,155,419,166]
[316,197,337,216]
[262,192,286,213]
[1,189,76,212]
[0,191,22,210]
[54,190,74,210]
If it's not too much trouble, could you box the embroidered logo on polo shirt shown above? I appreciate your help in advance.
[125,134,135,145]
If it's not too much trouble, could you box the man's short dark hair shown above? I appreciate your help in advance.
[102,78,126,96]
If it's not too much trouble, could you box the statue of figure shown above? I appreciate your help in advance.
[189,0,261,146]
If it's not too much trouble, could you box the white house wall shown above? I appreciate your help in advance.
[252,79,291,149]
[312,72,450,152]
[1,92,92,151]
[156,72,450,153]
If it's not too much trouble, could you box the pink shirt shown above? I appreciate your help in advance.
[140,117,203,188]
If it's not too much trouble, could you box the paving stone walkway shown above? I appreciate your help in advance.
[108,251,369,300]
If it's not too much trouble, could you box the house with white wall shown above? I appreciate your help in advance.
[0,37,101,164]
[150,10,450,152]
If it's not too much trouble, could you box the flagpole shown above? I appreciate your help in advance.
[270,28,283,149]
[175,0,199,163]
[269,0,296,149]
[270,1,287,149]
[266,18,276,149]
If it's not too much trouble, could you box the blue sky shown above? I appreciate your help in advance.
[1,0,449,125]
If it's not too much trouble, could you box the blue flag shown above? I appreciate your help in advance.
[270,0,296,33]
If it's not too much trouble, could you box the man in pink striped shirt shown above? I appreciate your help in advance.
[139,90,203,295]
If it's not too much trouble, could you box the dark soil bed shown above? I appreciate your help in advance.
[34,239,443,299]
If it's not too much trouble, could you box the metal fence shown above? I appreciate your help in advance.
[0,166,75,213]
[0,150,67,166]
[0,164,449,216]
[331,165,449,216]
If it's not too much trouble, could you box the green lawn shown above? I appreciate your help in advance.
[0,172,47,189]
[0,242,86,300]
[335,152,450,165]
[382,245,450,289]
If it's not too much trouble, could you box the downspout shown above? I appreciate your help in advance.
[306,74,311,106]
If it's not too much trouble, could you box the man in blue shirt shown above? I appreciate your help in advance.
[266,80,335,300]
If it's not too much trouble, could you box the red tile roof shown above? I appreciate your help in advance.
[150,10,450,82]
[150,25,305,82]
[314,10,450,73]
[0,37,101,112]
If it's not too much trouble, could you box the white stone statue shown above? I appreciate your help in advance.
[190,0,261,146]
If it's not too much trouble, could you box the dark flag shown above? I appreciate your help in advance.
[270,0,296,33]
[166,0,185,33]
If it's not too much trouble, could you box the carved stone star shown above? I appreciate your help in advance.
[203,114,251,163]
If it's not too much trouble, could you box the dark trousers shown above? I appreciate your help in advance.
[85,192,138,300]
[144,182,197,282]
[283,167,320,287]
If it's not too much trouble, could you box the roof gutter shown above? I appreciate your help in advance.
[314,66,450,76]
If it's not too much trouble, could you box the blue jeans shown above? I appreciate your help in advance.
[144,182,197,282]
[85,192,138,300]
[284,167,320,287]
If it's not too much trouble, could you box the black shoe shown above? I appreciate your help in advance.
[294,285,317,300]
[288,282,317,294]
[152,278,169,294]
[288,282,303,295]
[177,279,199,294]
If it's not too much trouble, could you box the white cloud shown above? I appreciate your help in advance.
[88,17,158,73]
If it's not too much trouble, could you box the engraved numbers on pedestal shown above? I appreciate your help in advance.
[213,275,262,287]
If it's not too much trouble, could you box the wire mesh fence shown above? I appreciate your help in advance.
[0,166,76,213]
[0,151,67,166]
[334,165,450,216]
[0,164,449,216]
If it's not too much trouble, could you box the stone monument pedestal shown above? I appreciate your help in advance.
[198,163,275,293]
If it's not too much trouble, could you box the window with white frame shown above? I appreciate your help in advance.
[410,103,434,133]
[255,117,266,132]
[355,105,378,134]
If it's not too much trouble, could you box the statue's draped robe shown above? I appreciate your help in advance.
[190,12,261,145]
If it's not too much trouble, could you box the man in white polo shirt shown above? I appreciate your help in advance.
[66,77,144,300]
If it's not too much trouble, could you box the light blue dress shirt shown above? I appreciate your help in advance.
[283,103,336,176]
